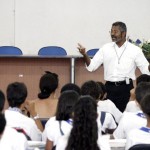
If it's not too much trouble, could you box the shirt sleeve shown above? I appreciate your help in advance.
[102,112,117,133]
[135,48,150,75]
[86,48,103,72]
[113,114,126,139]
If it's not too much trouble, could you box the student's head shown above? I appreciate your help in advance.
[136,74,150,85]
[56,90,79,121]
[60,83,81,95]
[66,95,99,150]
[7,82,27,108]
[0,113,6,135]
[38,71,58,99]
[140,94,150,117]
[81,80,102,100]
[96,81,107,100]
[111,21,127,43]
[135,82,150,105]
[0,90,5,112]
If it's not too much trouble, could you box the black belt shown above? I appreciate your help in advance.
[106,80,127,86]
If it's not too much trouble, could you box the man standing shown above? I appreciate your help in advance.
[78,21,150,112]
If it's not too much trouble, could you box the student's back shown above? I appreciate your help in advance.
[56,96,111,150]
[81,80,117,134]
[44,90,79,150]
[30,71,59,118]
[126,94,150,150]
[113,82,150,139]
[4,82,42,141]
[0,113,28,150]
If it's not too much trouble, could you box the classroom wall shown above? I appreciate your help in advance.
[0,0,150,56]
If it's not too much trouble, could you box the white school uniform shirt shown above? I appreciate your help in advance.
[97,99,122,123]
[44,116,72,146]
[113,111,147,139]
[86,41,149,82]
[56,133,110,150]
[4,109,42,141]
[126,127,150,150]
[125,100,140,112]
[0,126,28,150]
[97,109,117,133]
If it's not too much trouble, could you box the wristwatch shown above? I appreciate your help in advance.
[33,114,40,120]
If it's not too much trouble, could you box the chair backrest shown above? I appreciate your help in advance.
[0,46,22,55]
[40,118,49,129]
[129,144,150,150]
[86,48,99,57]
[38,46,67,56]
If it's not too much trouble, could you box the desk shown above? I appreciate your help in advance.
[0,55,141,109]
[0,56,72,109]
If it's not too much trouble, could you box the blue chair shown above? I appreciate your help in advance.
[40,118,48,129]
[129,144,150,150]
[86,48,99,57]
[0,46,22,55]
[38,46,67,56]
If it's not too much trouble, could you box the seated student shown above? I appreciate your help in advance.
[125,74,150,112]
[4,82,42,141]
[60,83,81,95]
[30,71,59,119]
[0,113,28,150]
[0,90,28,150]
[0,90,5,113]
[56,96,110,150]
[97,81,122,124]
[81,80,117,134]
[44,90,79,150]
[126,94,150,150]
[113,82,150,139]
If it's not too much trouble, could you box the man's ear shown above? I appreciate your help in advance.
[121,31,126,38]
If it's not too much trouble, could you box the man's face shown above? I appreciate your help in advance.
[111,25,125,43]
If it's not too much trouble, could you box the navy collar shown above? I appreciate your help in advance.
[140,127,150,133]
[136,112,146,118]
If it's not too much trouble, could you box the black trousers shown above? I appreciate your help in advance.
[105,80,134,112]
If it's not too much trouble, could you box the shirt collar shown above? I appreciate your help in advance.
[8,107,22,114]
[112,40,128,48]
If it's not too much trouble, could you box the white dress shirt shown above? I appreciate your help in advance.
[113,111,147,139]
[56,133,110,150]
[86,41,150,81]
[126,127,150,150]
[5,109,42,141]
[0,126,28,150]
[125,100,140,112]
[97,99,122,123]
[43,116,72,145]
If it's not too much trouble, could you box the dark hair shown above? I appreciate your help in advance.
[38,71,58,99]
[0,90,5,112]
[135,82,150,104]
[140,94,150,117]
[136,74,150,85]
[7,82,27,107]
[112,21,127,32]
[96,82,106,100]
[56,90,79,121]
[0,113,6,134]
[61,83,81,95]
[66,95,100,150]
[81,80,101,100]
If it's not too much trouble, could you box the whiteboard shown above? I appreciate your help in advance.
[0,0,150,55]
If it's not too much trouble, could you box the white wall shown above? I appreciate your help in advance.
[0,0,150,55]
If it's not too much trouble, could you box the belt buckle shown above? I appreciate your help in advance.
[115,82,120,86]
